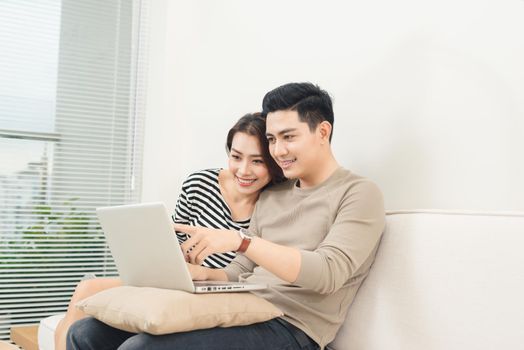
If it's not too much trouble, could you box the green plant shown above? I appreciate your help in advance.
[1,198,103,265]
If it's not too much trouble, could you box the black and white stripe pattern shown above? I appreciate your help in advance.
[172,169,250,269]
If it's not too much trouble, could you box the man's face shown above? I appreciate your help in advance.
[265,110,323,181]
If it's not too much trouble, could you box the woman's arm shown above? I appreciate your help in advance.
[186,262,229,281]
[172,178,193,244]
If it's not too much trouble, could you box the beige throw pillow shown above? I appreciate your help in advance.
[76,286,283,335]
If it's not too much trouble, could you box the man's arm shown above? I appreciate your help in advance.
[293,181,385,294]
[175,224,302,283]
[176,181,384,288]
[243,237,301,283]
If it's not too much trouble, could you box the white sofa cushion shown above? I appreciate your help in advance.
[38,314,64,350]
[329,210,524,350]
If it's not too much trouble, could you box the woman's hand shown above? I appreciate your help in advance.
[186,262,208,280]
[186,262,229,282]
[174,224,241,265]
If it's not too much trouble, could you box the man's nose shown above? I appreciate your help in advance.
[273,140,287,157]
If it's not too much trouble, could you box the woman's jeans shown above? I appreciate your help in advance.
[66,317,320,350]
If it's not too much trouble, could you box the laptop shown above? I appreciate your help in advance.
[96,202,267,293]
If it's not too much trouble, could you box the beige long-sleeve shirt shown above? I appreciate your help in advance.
[224,167,385,349]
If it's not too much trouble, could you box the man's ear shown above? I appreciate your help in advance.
[318,121,332,143]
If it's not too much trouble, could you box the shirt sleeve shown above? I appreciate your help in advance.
[172,177,193,244]
[223,201,259,281]
[294,181,386,294]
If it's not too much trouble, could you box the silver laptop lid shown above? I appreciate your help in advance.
[96,202,195,292]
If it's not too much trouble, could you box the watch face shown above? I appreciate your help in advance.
[239,228,251,237]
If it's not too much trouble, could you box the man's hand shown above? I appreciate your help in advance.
[174,224,241,265]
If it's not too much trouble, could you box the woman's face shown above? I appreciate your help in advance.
[228,132,271,195]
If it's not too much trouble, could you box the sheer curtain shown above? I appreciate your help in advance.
[0,0,150,339]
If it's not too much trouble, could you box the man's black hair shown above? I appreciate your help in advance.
[261,82,334,141]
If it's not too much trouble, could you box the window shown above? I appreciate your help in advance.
[0,0,149,340]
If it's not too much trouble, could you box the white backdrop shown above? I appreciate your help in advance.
[141,0,524,212]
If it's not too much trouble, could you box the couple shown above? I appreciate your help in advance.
[63,82,386,350]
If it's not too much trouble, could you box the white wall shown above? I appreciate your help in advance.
[142,0,524,212]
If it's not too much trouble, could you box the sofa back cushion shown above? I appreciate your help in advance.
[329,211,524,350]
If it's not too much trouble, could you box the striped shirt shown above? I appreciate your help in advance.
[172,169,250,269]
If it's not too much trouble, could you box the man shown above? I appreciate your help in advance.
[67,82,385,350]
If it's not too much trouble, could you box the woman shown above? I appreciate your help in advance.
[54,113,285,350]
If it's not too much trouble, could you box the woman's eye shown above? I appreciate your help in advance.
[253,159,264,164]
[231,155,240,160]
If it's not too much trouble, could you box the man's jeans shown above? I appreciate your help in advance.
[67,317,320,350]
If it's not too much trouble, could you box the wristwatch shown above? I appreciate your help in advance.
[236,228,253,253]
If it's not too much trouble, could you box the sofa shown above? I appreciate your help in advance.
[37,210,524,350]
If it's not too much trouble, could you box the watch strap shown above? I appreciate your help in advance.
[237,228,252,253]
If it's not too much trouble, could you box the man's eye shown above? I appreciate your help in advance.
[284,135,294,140]
[267,138,275,144]
[231,155,240,160]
